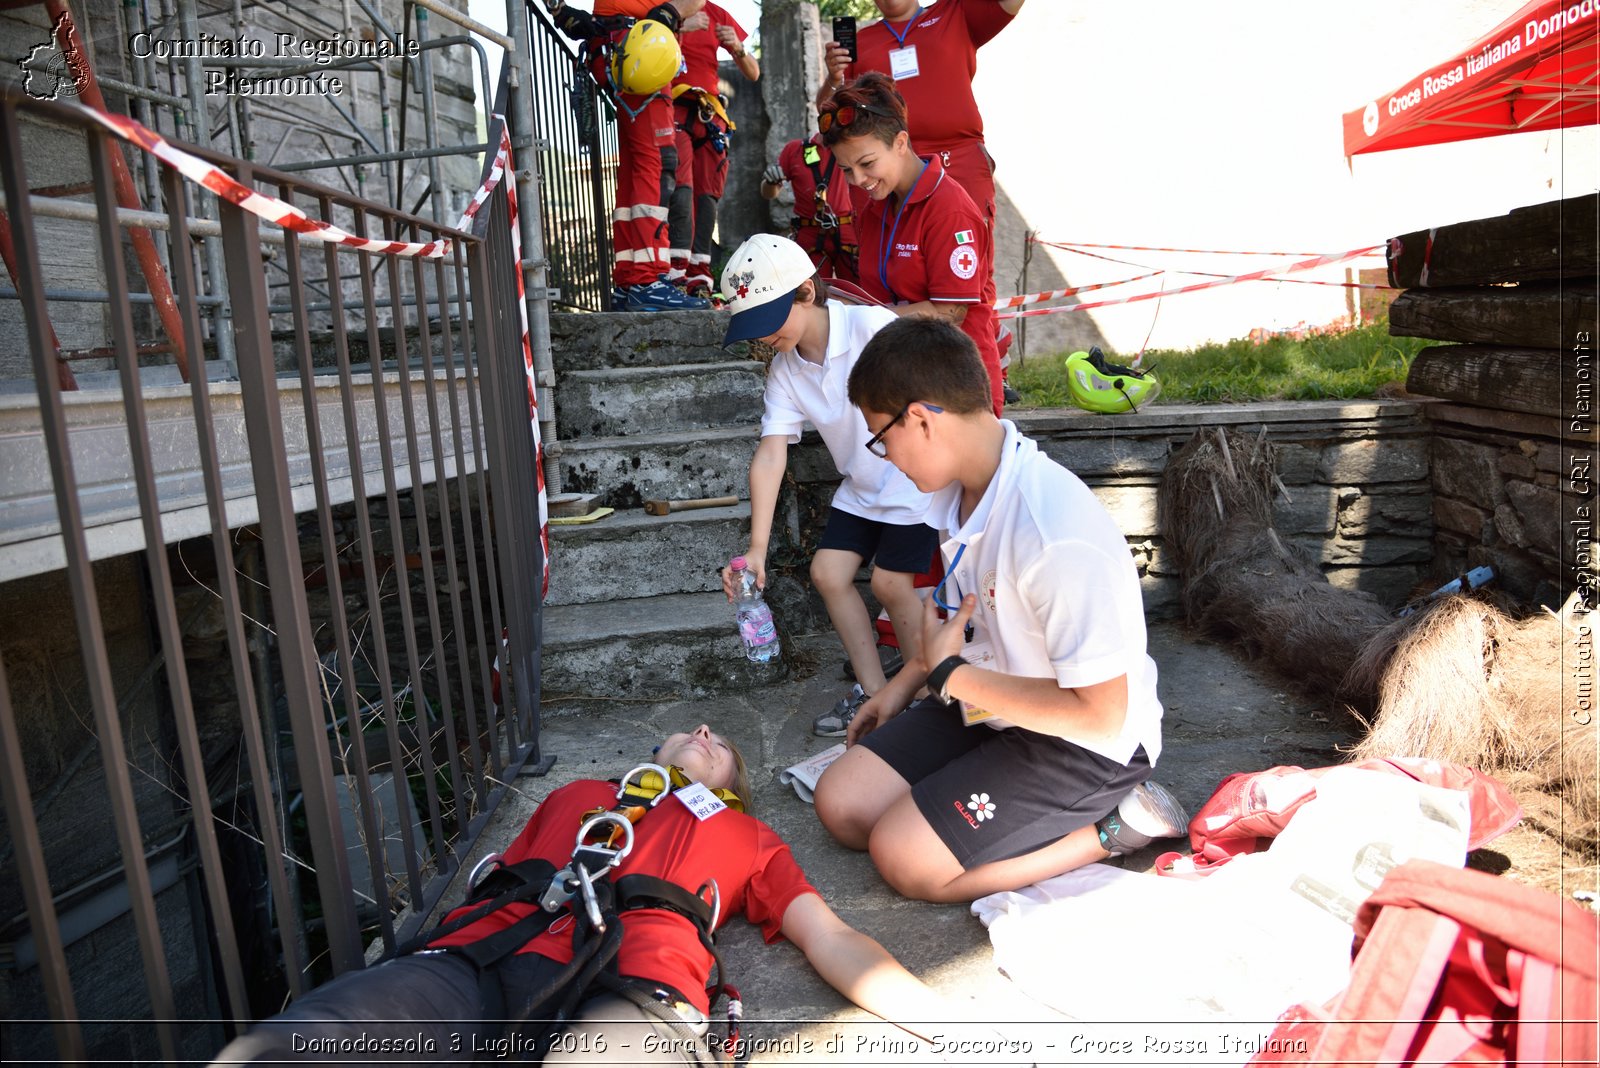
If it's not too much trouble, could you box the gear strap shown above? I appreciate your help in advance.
[670,84,735,130]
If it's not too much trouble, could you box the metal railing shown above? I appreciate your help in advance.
[0,93,546,1063]
[525,0,619,312]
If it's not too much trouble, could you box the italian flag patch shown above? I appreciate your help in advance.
[954,229,975,245]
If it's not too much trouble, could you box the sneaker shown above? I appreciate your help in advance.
[1097,780,1189,857]
[614,280,709,312]
[813,683,869,737]
[1002,383,1022,406]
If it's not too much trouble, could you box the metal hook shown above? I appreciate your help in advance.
[466,851,502,892]
[698,878,721,932]
[617,763,672,806]
[575,863,606,933]
[574,811,635,862]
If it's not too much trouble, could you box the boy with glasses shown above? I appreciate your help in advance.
[813,316,1187,902]
[717,235,936,737]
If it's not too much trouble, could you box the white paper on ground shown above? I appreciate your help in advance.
[969,766,1472,1045]
[780,743,846,803]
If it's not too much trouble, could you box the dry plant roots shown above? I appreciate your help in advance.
[1158,428,1392,713]
[1348,594,1598,856]
[1161,428,1597,857]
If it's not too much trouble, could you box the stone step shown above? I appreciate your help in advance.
[556,361,765,439]
[556,425,758,509]
[539,590,786,701]
[550,309,741,373]
[546,503,752,606]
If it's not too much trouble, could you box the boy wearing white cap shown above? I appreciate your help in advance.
[718,234,934,735]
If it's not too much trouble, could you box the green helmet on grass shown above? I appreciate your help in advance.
[1065,347,1161,414]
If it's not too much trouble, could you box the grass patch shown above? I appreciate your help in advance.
[1008,321,1433,407]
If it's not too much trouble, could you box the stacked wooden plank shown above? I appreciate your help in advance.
[1389,193,1599,606]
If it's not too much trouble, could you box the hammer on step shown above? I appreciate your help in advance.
[644,495,738,516]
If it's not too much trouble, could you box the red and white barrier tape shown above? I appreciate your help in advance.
[78,100,550,593]
[78,103,457,258]
[995,245,1384,320]
[483,117,551,597]
[992,270,1164,310]
[1031,237,1388,259]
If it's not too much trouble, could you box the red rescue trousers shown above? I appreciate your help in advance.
[613,93,675,288]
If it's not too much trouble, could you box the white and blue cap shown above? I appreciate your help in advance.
[720,234,817,345]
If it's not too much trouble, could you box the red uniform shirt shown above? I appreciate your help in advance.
[431,780,816,1014]
[779,136,860,279]
[856,153,1001,412]
[674,2,746,92]
[848,0,1013,215]
[595,1,656,15]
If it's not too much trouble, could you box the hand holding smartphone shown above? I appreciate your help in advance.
[832,15,858,62]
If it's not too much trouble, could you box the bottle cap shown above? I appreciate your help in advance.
[729,556,747,570]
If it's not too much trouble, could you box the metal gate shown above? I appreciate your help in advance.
[0,92,547,1063]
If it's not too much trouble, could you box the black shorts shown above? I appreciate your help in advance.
[816,507,938,575]
[859,698,1152,869]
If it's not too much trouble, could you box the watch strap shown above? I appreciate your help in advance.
[925,655,967,705]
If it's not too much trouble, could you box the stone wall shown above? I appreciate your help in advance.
[1426,404,1588,609]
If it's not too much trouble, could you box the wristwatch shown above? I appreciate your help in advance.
[925,655,967,705]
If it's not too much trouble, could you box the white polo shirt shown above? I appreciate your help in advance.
[759,301,929,526]
[925,420,1164,765]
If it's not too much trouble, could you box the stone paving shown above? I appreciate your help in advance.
[455,621,1359,1065]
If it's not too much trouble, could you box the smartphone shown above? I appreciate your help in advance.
[832,15,858,62]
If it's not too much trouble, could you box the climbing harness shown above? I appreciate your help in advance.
[789,142,857,277]
[395,763,745,1063]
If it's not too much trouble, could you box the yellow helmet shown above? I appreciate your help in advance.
[609,19,682,97]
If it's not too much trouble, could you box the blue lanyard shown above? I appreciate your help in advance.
[876,158,929,304]
[885,6,924,47]
[932,541,965,612]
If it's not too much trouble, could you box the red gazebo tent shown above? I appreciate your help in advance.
[1343,0,1600,156]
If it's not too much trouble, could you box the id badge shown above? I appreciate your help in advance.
[888,45,920,80]
[955,639,1001,726]
[674,781,729,821]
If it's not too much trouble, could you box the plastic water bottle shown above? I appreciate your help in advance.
[729,556,780,663]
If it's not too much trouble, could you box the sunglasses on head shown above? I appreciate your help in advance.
[818,101,895,134]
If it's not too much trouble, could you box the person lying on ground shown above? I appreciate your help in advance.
[212,723,1015,1065]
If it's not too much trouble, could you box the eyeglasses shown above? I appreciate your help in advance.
[818,101,894,134]
[864,401,942,458]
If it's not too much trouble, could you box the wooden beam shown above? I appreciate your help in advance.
[1390,283,1599,348]
[1405,344,1590,422]
[1387,193,1597,288]
[1423,401,1597,446]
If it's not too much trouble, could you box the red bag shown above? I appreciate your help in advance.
[1250,860,1599,1065]
[1157,758,1522,876]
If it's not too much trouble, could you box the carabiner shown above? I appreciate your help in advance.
[575,810,636,862]
[617,763,673,806]
[575,863,606,933]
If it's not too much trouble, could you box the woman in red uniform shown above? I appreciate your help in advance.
[819,0,1026,226]
[820,73,1003,416]
[211,725,1009,1065]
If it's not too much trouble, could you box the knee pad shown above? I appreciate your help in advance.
[658,146,678,202]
